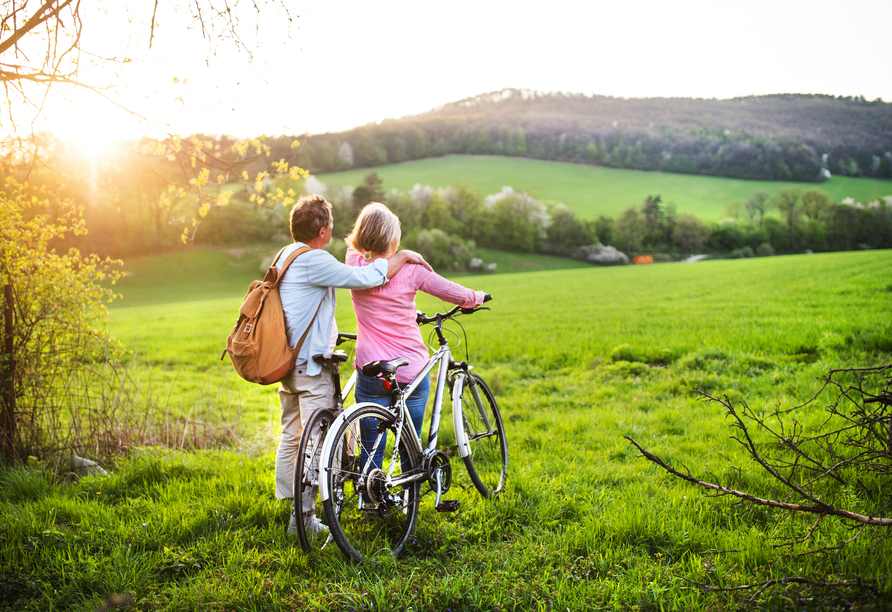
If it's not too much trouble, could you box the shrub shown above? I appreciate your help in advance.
[756,242,776,257]
[408,229,475,272]
[0,174,122,463]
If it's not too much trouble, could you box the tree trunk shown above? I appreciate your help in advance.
[1,284,16,463]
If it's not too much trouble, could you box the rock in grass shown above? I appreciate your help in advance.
[64,454,108,484]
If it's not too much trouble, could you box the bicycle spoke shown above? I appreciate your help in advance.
[323,405,420,563]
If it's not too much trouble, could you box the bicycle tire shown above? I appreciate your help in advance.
[292,407,337,552]
[321,404,420,563]
[455,373,509,497]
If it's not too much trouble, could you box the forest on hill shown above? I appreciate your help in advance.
[295,90,892,183]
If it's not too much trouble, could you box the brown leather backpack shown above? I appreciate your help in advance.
[221,245,322,384]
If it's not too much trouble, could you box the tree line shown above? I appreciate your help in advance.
[295,90,892,183]
[11,133,890,266]
[308,173,892,270]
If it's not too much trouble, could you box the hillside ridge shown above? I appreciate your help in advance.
[296,89,892,183]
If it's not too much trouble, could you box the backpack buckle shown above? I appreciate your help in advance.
[244,323,253,333]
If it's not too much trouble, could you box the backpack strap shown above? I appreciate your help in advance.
[272,244,313,288]
[271,244,326,360]
[290,298,323,359]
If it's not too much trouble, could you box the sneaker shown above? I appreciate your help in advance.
[305,514,329,539]
[287,512,300,536]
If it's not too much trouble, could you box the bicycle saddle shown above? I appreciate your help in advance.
[313,350,349,366]
[361,358,409,379]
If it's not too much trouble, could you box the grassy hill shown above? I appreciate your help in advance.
[316,154,892,220]
[300,91,892,183]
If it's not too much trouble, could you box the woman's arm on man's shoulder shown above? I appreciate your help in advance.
[383,249,431,278]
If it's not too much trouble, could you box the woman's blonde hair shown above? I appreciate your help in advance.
[346,202,401,255]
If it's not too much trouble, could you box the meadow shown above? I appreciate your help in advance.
[2,248,892,611]
[316,155,892,220]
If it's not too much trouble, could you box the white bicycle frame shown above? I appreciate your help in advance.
[319,341,476,503]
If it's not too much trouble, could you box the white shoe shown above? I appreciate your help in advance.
[287,512,300,536]
[305,514,329,539]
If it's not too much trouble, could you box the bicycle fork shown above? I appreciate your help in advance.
[451,369,492,460]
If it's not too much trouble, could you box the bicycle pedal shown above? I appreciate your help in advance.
[435,500,460,512]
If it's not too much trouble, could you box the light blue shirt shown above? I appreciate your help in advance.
[277,242,388,376]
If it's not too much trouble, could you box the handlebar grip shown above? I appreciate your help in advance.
[336,333,357,346]
[483,293,492,302]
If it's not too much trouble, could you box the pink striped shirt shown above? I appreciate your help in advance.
[346,247,486,383]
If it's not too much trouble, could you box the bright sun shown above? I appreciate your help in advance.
[52,94,141,157]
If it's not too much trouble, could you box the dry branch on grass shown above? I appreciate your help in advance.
[627,364,892,605]
[674,573,878,608]
[628,364,892,527]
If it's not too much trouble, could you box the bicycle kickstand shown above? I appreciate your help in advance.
[434,469,460,513]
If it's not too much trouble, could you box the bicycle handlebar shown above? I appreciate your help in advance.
[416,294,493,326]
[336,333,357,346]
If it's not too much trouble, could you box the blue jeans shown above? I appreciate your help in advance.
[356,370,430,471]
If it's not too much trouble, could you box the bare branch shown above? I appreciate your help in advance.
[625,436,892,526]
[0,0,75,56]
[149,0,159,49]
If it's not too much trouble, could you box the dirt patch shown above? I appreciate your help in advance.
[523,261,543,269]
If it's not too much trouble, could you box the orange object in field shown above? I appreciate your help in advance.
[633,255,654,265]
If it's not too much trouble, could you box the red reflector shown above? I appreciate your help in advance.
[382,380,391,390]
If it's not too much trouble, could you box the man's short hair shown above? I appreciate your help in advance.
[290,194,332,243]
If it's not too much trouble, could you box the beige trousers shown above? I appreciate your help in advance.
[275,365,334,517]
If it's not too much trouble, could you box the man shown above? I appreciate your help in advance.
[276,194,428,536]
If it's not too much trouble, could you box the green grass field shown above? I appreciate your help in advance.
[3,248,892,610]
[316,155,892,220]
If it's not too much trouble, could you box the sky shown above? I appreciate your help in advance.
[29,0,892,150]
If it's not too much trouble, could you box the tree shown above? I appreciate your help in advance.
[614,205,642,256]
[662,202,678,247]
[744,189,772,229]
[482,187,550,253]
[801,188,830,223]
[409,228,475,271]
[640,194,664,248]
[591,215,614,246]
[351,172,384,217]
[723,200,742,220]
[442,183,483,240]
[673,213,710,254]
[545,203,591,251]
[0,1,303,463]
[775,187,802,249]
[2,2,308,245]
[2,1,295,136]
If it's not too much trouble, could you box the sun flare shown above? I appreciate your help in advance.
[53,95,140,158]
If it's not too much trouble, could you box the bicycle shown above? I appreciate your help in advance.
[318,296,509,563]
[291,332,358,552]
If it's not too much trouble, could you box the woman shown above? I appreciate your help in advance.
[346,202,486,468]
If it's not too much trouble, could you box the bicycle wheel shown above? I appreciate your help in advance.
[321,404,420,563]
[455,373,509,497]
[293,407,336,552]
